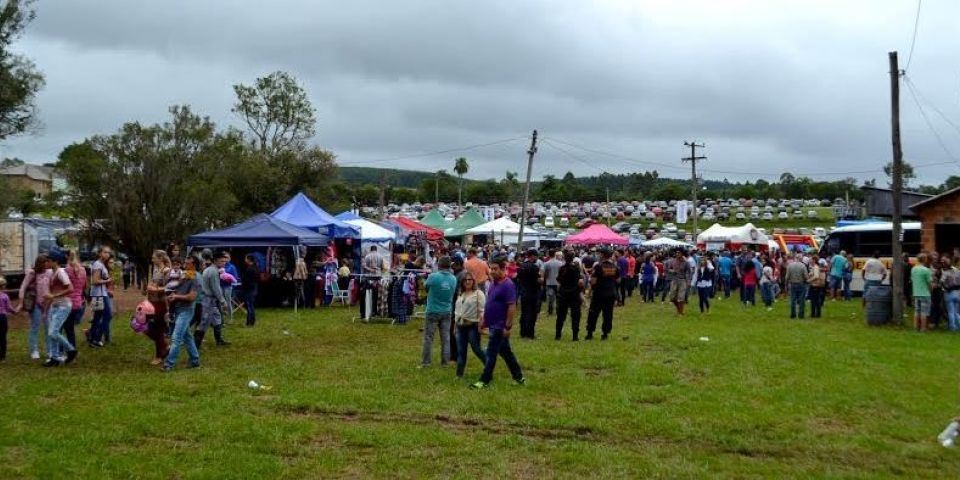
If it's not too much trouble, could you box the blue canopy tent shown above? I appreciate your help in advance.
[187,214,329,312]
[187,213,329,248]
[270,192,359,239]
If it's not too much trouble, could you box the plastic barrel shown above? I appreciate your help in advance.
[864,285,892,326]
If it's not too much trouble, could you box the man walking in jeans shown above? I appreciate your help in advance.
[421,256,457,368]
[472,256,526,389]
[163,257,200,372]
[784,254,809,319]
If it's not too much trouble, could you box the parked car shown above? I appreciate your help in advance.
[807,210,817,219]
[762,212,773,220]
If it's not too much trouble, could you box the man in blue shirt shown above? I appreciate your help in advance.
[717,252,733,298]
[421,256,458,368]
[829,250,847,301]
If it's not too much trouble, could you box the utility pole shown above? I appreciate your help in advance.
[606,187,611,226]
[682,141,706,235]
[517,130,538,248]
[889,51,904,323]
[378,172,387,220]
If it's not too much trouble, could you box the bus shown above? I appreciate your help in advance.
[818,222,921,293]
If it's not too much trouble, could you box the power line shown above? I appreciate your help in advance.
[903,74,960,142]
[338,136,526,166]
[545,135,948,178]
[904,0,923,72]
[540,139,608,174]
[902,75,960,166]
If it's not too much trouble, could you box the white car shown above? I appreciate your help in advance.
[544,216,555,228]
[736,212,746,220]
[793,210,804,218]
[762,212,773,220]
[807,210,817,219]
[559,217,570,227]
[664,223,678,232]
[778,212,789,219]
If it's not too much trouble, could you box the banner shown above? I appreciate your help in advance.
[676,200,688,224]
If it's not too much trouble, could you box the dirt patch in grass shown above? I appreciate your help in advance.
[281,404,599,442]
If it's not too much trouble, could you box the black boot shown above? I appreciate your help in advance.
[214,325,230,346]
[194,329,205,349]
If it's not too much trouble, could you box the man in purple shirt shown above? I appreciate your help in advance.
[471,256,526,389]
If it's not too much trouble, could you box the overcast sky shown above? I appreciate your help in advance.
[4,0,960,185]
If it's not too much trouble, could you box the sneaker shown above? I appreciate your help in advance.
[515,377,527,385]
[187,363,201,369]
[216,340,231,346]
[766,307,773,312]
[65,350,78,364]
[30,351,40,360]
[601,334,609,341]
[470,381,488,390]
[42,358,61,367]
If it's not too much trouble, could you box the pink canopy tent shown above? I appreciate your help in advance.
[564,224,629,246]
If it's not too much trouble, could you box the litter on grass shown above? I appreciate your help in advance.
[699,337,710,342]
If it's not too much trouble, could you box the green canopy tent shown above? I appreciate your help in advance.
[443,208,487,238]
[420,209,448,228]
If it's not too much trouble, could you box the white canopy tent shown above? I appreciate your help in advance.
[642,237,692,249]
[696,223,770,251]
[466,217,542,247]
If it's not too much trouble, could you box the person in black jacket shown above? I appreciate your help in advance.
[555,250,584,341]
[240,254,260,327]
[586,248,619,340]
[516,249,543,339]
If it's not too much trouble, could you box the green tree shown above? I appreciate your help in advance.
[57,106,242,269]
[454,157,468,210]
[883,161,915,188]
[500,171,520,203]
[943,175,960,191]
[0,0,44,141]
[232,71,316,155]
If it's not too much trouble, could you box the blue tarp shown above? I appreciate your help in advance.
[187,213,329,247]
[270,192,360,239]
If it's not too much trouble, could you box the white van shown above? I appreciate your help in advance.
[544,216,555,228]
[559,217,570,227]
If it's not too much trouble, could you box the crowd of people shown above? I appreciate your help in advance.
[3,237,958,381]
[0,245,261,370]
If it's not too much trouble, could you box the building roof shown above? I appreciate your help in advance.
[0,163,55,182]
[910,185,960,211]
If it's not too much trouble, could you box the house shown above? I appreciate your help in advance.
[860,186,931,220]
[910,187,960,254]
[0,163,64,197]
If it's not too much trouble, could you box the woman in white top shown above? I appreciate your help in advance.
[693,257,714,314]
[453,272,488,378]
[760,258,776,310]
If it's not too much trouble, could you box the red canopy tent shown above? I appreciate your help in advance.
[565,224,629,246]
[389,216,445,242]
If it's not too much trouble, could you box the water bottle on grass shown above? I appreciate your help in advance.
[938,420,959,448]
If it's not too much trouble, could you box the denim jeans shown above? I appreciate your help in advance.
[789,284,807,319]
[243,288,257,326]
[89,295,113,344]
[743,285,756,306]
[455,323,486,377]
[809,287,825,318]
[479,328,524,384]
[222,285,234,323]
[544,286,557,314]
[698,286,711,312]
[660,279,671,302]
[64,307,83,351]
[946,289,960,331]
[842,274,853,300]
[641,279,655,302]
[28,305,46,354]
[422,312,451,366]
[46,304,74,359]
[720,275,731,298]
[164,308,200,369]
[761,283,774,307]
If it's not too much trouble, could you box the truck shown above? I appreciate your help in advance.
[0,218,74,294]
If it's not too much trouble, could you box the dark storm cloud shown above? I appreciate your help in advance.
[5,0,960,184]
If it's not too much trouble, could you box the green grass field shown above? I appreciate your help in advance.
[1,295,958,478]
